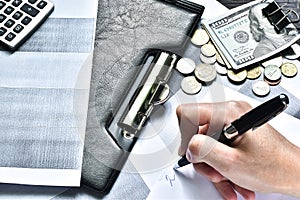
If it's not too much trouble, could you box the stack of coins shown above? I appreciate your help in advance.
[215,52,227,75]
[263,64,282,86]
[200,43,217,64]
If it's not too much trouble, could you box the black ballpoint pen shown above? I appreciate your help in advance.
[173,93,289,169]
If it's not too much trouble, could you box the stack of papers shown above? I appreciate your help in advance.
[0,0,98,187]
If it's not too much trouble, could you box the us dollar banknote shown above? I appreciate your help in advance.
[202,0,300,69]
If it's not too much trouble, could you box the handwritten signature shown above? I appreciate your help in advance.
[165,174,176,187]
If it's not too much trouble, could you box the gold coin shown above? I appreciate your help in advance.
[247,66,262,80]
[281,62,298,78]
[200,43,216,57]
[227,69,247,83]
[191,29,210,46]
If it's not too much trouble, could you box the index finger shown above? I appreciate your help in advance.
[176,102,226,155]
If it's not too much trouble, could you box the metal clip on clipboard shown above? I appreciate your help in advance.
[105,49,179,150]
[262,0,300,33]
[105,0,204,151]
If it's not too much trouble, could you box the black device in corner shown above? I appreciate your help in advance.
[81,0,205,194]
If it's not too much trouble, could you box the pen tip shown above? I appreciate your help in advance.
[173,163,180,170]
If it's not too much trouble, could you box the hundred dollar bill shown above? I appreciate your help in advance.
[201,0,300,70]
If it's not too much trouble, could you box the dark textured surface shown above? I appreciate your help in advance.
[217,0,252,9]
[82,0,201,194]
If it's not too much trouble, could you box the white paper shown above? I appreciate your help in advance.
[0,0,97,190]
[144,84,300,200]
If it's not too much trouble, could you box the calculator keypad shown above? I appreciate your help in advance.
[0,0,54,50]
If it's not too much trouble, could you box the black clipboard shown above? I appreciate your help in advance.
[82,0,204,193]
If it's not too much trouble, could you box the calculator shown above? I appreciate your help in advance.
[0,0,54,50]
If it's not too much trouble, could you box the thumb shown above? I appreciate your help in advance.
[186,134,236,172]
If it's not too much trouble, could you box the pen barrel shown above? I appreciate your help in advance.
[231,94,289,135]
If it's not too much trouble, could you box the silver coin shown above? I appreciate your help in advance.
[216,51,226,66]
[200,43,216,57]
[191,28,210,46]
[176,57,196,75]
[214,62,227,75]
[252,80,270,97]
[282,43,300,60]
[264,65,282,85]
[194,63,217,83]
[200,53,216,64]
[181,76,202,95]
[261,55,283,68]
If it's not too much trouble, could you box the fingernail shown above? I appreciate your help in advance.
[178,146,185,156]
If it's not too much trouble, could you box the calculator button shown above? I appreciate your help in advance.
[4,6,14,15]
[0,14,6,22]
[28,0,37,4]
[37,1,47,9]
[4,19,14,28]
[0,27,7,36]
[0,1,6,9]
[12,11,22,19]
[21,3,39,17]
[5,32,15,41]
[13,24,23,33]
[21,16,31,25]
[12,0,22,7]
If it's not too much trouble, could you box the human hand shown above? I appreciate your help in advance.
[176,101,300,199]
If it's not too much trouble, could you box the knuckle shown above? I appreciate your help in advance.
[188,135,202,156]
[176,105,182,117]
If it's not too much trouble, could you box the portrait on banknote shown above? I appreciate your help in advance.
[202,0,300,70]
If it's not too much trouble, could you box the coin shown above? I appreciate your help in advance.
[247,65,262,80]
[281,62,298,78]
[261,55,283,68]
[264,64,282,85]
[176,57,196,75]
[214,62,227,75]
[252,80,270,97]
[181,76,202,95]
[200,43,216,57]
[194,63,217,83]
[282,43,300,60]
[191,28,210,46]
[200,53,216,64]
[216,51,226,66]
[227,69,247,84]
